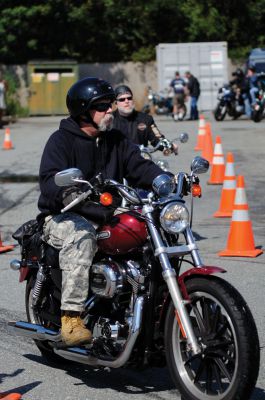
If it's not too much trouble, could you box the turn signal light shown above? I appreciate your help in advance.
[192,184,202,197]
[100,192,113,206]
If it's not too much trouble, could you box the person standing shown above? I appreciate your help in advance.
[246,66,259,107]
[184,71,200,120]
[0,74,8,128]
[169,71,186,121]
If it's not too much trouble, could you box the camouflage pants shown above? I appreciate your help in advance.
[42,212,98,312]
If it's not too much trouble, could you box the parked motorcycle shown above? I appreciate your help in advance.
[214,84,245,121]
[8,156,260,400]
[142,86,187,121]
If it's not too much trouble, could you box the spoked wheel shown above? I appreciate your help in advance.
[26,275,64,364]
[165,276,260,400]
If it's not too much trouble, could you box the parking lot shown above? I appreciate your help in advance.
[0,113,264,399]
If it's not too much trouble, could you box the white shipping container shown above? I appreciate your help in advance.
[156,42,228,111]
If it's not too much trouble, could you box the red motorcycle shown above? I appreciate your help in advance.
[8,157,259,400]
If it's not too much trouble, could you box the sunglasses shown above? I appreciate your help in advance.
[90,102,113,112]
[117,96,133,102]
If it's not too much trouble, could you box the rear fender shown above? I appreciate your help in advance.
[19,266,30,282]
[19,261,39,282]
[178,266,226,300]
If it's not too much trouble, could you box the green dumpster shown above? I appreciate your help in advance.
[28,60,78,115]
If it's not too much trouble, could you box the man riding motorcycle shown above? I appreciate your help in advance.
[113,84,178,154]
[38,77,173,347]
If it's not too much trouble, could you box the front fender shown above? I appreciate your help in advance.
[178,266,226,300]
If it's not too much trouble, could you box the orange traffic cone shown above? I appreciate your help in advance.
[207,136,225,184]
[0,232,14,254]
[194,115,206,151]
[219,176,263,257]
[0,393,21,400]
[213,152,236,218]
[201,122,213,164]
[2,127,14,150]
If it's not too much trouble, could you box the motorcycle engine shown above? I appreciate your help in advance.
[90,261,126,298]
[90,260,146,298]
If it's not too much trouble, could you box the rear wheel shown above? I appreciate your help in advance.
[26,275,64,364]
[164,276,260,400]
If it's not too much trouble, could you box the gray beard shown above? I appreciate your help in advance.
[98,114,114,131]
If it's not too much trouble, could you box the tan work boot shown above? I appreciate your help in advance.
[61,314,92,346]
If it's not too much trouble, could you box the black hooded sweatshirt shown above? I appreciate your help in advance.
[38,117,169,224]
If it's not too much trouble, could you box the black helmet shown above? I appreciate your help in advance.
[114,85,133,99]
[66,77,115,117]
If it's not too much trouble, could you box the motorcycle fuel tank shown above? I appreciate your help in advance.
[97,212,147,255]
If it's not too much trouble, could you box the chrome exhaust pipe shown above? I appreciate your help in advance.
[8,321,61,342]
[55,296,145,368]
[9,296,144,368]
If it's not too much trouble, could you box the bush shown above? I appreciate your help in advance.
[3,71,29,117]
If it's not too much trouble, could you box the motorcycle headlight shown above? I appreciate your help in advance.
[160,202,189,233]
[152,174,175,197]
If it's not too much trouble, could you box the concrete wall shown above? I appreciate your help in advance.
[79,61,157,109]
[1,59,240,113]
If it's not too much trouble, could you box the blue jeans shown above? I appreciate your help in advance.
[250,87,259,105]
[242,93,251,117]
[190,96,199,120]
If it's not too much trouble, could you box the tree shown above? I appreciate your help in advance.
[0,0,265,63]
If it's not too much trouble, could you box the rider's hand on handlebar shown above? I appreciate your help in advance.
[62,186,83,207]
[171,142,178,155]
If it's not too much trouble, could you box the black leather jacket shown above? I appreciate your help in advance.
[113,109,164,147]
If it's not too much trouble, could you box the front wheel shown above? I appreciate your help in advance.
[164,276,260,400]
[251,108,263,123]
[214,103,226,121]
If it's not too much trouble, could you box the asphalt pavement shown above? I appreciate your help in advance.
[0,113,264,399]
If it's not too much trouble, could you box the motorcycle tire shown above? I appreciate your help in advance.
[164,276,260,400]
[251,109,263,123]
[214,104,226,121]
[25,275,68,365]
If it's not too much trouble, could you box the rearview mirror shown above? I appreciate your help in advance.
[54,168,83,187]
[191,157,209,174]
[179,132,189,143]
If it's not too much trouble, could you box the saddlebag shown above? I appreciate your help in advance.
[12,219,44,261]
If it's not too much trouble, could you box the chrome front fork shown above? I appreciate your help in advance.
[144,206,201,355]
